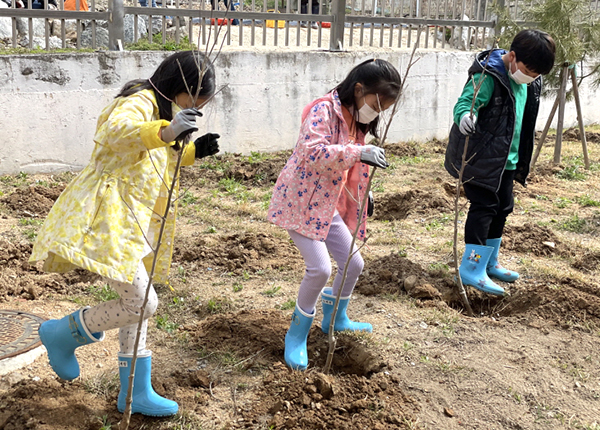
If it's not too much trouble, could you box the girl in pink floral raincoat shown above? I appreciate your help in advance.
[268,59,402,370]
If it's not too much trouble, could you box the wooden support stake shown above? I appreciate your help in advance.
[530,95,559,170]
[570,67,590,170]
[553,65,569,165]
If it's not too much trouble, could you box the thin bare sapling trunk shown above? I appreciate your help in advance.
[119,32,225,430]
[451,58,495,317]
[118,143,186,430]
[323,31,423,374]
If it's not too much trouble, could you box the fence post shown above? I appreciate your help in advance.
[329,0,346,51]
[108,0,125,51]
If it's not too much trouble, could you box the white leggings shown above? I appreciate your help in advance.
[289,213,364,315]
[82,260,158,354]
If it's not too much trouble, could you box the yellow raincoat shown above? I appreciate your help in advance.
[30,89,196,284]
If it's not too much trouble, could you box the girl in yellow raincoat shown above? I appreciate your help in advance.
[29,50,220,417]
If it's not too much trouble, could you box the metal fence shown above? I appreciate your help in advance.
[1,0,600,51]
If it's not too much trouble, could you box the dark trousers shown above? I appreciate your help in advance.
[463,169,516,245]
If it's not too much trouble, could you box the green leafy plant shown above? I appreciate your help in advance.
[279,299,296,310]
[156,314,178,333]
[88,284,120,302]
[262,285,281,297]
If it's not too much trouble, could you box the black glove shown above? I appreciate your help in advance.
[194,133,220,159]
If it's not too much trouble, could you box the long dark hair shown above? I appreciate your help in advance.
[334,59,402,138]
[116,51,216,121]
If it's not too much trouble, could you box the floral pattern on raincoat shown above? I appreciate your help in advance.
[30,89,196,284]
[268,90,370,241]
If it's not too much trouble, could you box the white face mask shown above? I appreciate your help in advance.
[509,60,537,85]
[358,101,379,124]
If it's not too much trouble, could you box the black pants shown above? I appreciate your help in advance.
[463,169,516,245]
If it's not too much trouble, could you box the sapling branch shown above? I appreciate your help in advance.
[118,141,186,430]
[451,55,494,317]
[323,30,422,374]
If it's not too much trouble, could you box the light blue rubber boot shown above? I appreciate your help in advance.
[284,306,314,371]
[321,288,372,333]
[486,238,519,282]
[117,352,179,417]
[38,308,104,381]
[459,244,505,296]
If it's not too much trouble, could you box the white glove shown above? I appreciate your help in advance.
[459,113,477,135]
[161,108,201,143]
[360,145,388,169]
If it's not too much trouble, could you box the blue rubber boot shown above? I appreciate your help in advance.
[117,352,179,417]
[486,238,519,282]
[321,288,372,333]
[459,244,505,296]
[284,306,314,371]
[38,308,104,381]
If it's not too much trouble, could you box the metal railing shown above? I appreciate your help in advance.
[2,0,600,51]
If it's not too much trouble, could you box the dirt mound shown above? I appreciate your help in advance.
[560,127,600,143]
[571,250,600,272]
[190,309,386,376]
[244,366,419,430]
[502,223,564,256]
[373,189,453,221]
[385,138,447,156]
[1,185,64,217]
[528,161,563,181]
[181,151,291,187]
[173,231,302,273]
[495,277,600,325]
[0,235,99,301]
[358,252,456,302]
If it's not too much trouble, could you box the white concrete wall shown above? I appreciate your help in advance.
[1,49,599,175]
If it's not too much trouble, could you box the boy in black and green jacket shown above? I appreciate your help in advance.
[445,29,556,296]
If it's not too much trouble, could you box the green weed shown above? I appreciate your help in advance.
[262,285,281,297]
[559,214,588,233]
[232,283,244,293]
[278,299,296,310]
[554,197,572,208]
[125,34,194,51]
[576,194,600,207]
[156,314,178,333]
[88,284,120,302]
[206,296,233,314]
[18,218,43,226]
[181,190,198,206]
[556,164,587,181]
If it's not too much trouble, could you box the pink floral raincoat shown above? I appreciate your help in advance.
[268,90,370,241]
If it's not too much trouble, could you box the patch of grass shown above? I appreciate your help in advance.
[398,155,427,165]
[576,194,600,207]
[278,299,296,310]
[0,172,29,187]
[204,226,217,234]
[22,228,38,241]
[555,164,587,181]
[218,177,250,202]
[88,284,120,302]
[156,314,179,333]
[246,151,273,164]
[125,34,194,51]
[262,285,281,297]
[559,214,588,233]
[425,215,451,231]
[554,197,572,209]
[206,296,233,314]
[0,47,95,55]
[232,282,243,293]
[181,190,198,206]
[82,371,119,400]
[18,218,43,227]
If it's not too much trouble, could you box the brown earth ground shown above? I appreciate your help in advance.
[1,127,600,430]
